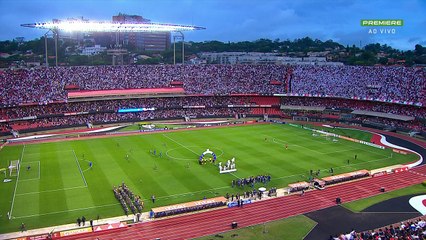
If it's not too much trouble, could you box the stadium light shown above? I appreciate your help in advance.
[21,20,205,32]
[21,18,205,67]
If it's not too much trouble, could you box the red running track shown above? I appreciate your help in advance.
[59,165,426,240]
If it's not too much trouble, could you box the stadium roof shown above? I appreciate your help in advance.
[21,19,205,32]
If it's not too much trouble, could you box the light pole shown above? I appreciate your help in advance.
[43,29,59,67]
[173,31,184,64]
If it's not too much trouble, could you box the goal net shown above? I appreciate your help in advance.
[9,160,20,177]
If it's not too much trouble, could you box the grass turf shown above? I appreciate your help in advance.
[343,184,426,213]
[194,215,317,240]
[0,123,417,233]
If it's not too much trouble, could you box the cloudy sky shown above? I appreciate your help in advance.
[0,0,425,50]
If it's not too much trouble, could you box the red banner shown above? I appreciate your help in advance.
[93,222,127,232]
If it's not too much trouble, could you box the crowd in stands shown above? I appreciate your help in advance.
[291,65,425,105]
[0,65,287,105]
[334,217,426,239]
[0,65,424,106]
[351,115,426,132]
[231,174,272,188]
[281,97,426,118]
[0,64,424,134]
[113,183,144,216]
[0,108,252,133]
[0,96,254,119]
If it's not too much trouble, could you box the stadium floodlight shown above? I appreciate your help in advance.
[21,20,205,33]
[21,18,205,67]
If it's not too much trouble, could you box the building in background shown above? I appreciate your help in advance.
[199,52,343,66]
[81,45,107,55]
[112,13,171,51]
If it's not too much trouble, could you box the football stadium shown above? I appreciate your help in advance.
[0,1,426,240]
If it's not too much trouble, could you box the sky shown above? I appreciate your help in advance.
[0,0,425,50]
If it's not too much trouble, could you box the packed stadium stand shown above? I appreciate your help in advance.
[0,64,425,137]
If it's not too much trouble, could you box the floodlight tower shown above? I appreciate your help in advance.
[21,18,205,67]
[173,31,185,65]
[42,29,59,67]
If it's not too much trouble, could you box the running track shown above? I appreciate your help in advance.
[59,165,426,240]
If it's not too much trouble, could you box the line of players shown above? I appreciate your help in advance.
[231,174,272,188]
[113,183,144,216]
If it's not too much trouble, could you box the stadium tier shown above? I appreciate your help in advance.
[0,65,424,105]
[0,65,424,136]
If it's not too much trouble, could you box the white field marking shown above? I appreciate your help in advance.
[72,149,88,187]
[137,156,393,201]
[273,173,309,180]
[271,136,324,154]
[270,133,387,158]
[15,185,87,196]
[230,172,240,179]
[165,146,224,161]
[296,134,331,145]
[295,125,388,157]
[12,203,120,219]
[23,149,73,156]
[272,133,354,155]
[319,149,357,155]
[120,156,393,202]
[333,139,388,157]
[162,134,199,156]
[9,144,26,219]
[271,156,391,182]
[18,161,41,181]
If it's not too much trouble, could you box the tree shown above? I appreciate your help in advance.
[414,44,424,56]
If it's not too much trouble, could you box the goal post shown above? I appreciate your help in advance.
[9,160,20,177]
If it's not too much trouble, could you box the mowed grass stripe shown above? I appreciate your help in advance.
[0,123,418,233]
[72,141,119,207]
[40,145,68,218]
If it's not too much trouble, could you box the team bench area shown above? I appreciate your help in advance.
[151,196,227,218]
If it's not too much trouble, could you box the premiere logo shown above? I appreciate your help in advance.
[360,19,403,35]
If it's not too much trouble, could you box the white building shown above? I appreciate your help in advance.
[199,52,343,65]
[81,45,107,56]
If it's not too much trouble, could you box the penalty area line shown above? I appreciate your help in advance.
[12,203,120,219]
[72,149,88,187]
[15,185,87,196]
[9,144,26,219]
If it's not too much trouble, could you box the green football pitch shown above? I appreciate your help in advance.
[0,123,417,233]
